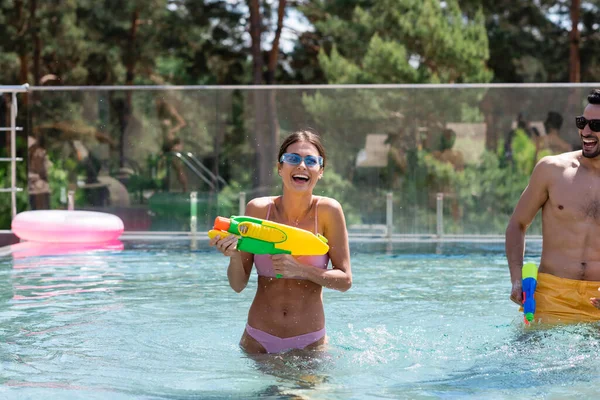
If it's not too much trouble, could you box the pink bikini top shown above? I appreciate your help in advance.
[254,197,330,279]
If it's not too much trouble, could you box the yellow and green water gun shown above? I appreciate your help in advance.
[522,262,539,325]
[207,216,329,256]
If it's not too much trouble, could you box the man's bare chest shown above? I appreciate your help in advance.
[548,176,600,221]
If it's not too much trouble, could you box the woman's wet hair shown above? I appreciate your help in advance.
[278,129,327,168]
[588,89,600,105]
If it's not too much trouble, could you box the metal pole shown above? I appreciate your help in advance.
[436,192,444,237]
[10,93,17,218]
[60,187,67,205]
[67,190,75,210]
[239,192,246,216]
[386,192,393,239]
[190,191,197,250]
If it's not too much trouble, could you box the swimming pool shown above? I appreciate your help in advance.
[1,241,600,399]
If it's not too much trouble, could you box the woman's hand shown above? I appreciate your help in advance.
[209,234,239,257]
[271,254,305,279]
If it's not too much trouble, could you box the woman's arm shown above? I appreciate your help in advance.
[221,198,270,292]
[226,250,254,293]
[210,230,252,292]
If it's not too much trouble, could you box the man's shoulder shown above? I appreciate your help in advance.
[538,151,581,169]
[532,152,581,182]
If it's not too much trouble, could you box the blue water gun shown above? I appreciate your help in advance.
[522,262,539,324]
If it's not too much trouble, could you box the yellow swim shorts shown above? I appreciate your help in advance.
[532,272,600,324]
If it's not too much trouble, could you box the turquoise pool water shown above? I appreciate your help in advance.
[1,241,600,399]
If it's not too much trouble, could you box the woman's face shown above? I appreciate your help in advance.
[277,140,323,193]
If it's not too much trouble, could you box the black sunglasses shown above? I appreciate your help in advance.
[575,116,600,132]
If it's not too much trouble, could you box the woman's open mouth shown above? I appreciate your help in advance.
[292,174,310,184]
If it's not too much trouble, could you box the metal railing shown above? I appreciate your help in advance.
[0,84,29,218]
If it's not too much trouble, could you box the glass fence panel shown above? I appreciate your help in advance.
[1,85,594,235]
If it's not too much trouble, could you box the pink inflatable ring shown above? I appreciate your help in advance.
[12,210,124,243]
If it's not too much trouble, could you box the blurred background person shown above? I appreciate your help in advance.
[27,135,52,210]
[535,111,572,161]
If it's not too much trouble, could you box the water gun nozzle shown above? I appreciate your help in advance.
[524,312,534,322]
[214,216,231,231]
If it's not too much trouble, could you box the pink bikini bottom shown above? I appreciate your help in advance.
[245,324,326,354]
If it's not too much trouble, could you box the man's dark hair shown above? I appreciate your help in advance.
[588,89,600,105]
[545,111,563,131]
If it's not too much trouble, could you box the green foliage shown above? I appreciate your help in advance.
[316,0,492,84]
[0,165,28,229]
[303,0,492,204]
[387,148,539,235]
[362,35,419,83]
[456,151,536,234]
[511,128,536,175]
[217,180,249,217]
[47,159,70,209]
[317,47,363,84]
[152,0,247,85]
[314,168,363,225]
[457,0,600,83]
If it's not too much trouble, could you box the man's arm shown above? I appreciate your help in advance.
[505,157,552,303]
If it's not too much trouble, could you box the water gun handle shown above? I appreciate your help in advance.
[207,230,235,240]
[208,228,284,278]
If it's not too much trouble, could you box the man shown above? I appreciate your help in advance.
[506,89,600,323]
[534,111,572,161]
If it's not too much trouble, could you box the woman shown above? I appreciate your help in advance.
[210,130,352,354]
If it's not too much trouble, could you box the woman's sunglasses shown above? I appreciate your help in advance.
[279,153,323,167]
[575,116,600,132]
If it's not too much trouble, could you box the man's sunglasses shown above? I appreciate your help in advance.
[575,116,600,132]
[279,153,323,167]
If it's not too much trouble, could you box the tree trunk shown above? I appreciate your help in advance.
[28,0,40,146]
[248,0,270,196]
[265,0,286,182]
[569,0,581,83]
[247,0,287,196]
[30,0,40,86]
[480,92,497,151]
[15,0,28,106]
[18,54,28,87]
[120,9,140,168]
[248,0,263,85]
[126,10,139,87]
[266,0,286,85]
[565,0,582,142]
